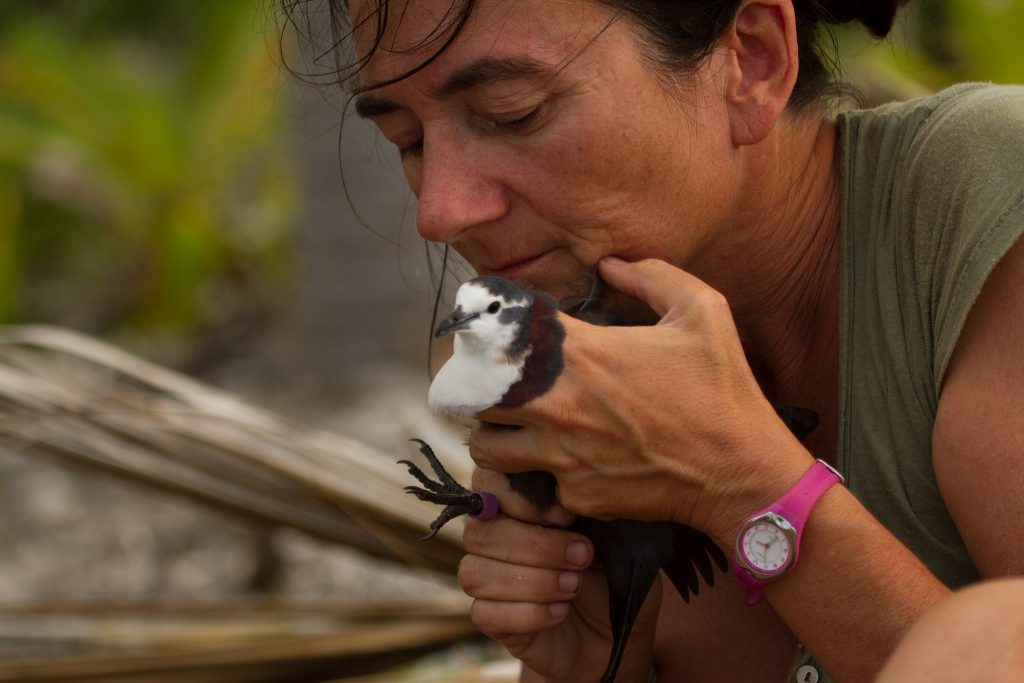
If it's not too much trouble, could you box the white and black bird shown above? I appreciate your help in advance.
[401,273,817,683]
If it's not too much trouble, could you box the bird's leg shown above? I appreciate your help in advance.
[400,439,499,540]
[396,458,450,495]
[412,438,464,490]
[420,504,469,541]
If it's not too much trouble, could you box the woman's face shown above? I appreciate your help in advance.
[352,0,741,299]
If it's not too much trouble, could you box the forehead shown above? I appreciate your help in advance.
[349,0,616,90]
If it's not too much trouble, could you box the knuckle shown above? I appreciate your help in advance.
[556,488,582,514]
[467,440,486,465]
[470,466,496,491]
[528,528,569,569]
[470,468,485,491]
[636,257,663,273]
[471,600,544,638]
[559,490,599,519]
[469,600,499,637]
[571,499,599,518]
[456,555,483,595]
[462,518,489,552]
[523,528,558,567]
[694,286,728,313]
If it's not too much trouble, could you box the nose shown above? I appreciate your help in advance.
[413,133,510,244]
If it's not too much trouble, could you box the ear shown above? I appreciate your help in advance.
[721,0,799,146]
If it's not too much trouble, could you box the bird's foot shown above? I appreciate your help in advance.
[400,438,499,540]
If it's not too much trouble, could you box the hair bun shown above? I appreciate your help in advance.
[819,0,911,38]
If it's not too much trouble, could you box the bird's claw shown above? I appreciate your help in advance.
[400,439,492,540]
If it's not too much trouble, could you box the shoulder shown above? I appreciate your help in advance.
[843,82,1024,169]
[839,83,1024,388]
[903,83,1024,181]
[842,82,1024,130]
[905,81,1024,131]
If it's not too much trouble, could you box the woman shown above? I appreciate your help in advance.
[290,0,1024,680]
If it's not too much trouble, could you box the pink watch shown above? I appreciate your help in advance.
[731,459,844,605]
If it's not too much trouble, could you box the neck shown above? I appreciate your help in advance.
[695,113,842,409]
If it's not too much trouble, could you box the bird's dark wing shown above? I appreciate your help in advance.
[662,525,729,603]
[774,405,820,442]
[499,291,565,409]
[504,469,559,511]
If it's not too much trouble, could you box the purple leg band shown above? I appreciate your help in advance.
[469,491,500,521]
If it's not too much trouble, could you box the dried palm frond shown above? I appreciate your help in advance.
[0,325,465,574]
[0,600,478,682]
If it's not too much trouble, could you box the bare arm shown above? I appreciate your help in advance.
[932,237,1024,578]
[663,238,1024,681]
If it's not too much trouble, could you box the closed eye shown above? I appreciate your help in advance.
[398,104,543,158]
[399,138,424,158]
[493,106,541,131]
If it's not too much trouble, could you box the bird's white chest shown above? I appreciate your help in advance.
[427,337,527,417]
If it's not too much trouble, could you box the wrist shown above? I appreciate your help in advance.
[702,422,816,551]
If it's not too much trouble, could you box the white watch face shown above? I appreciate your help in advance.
[739,521,792,575]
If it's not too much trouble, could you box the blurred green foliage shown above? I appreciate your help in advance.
[0,0,297,356]
[838,0,1024,104]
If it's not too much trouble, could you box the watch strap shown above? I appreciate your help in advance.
[775,459,844,534]
[733,459,843,604]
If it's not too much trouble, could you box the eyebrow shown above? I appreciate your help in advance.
[353,56,551,119]
[354,94,399,119]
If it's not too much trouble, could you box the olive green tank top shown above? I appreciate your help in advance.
[791,83,1024,683]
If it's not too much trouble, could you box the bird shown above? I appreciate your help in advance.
[400,273,818,683]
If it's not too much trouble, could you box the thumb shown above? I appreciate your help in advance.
[597,256,721,323]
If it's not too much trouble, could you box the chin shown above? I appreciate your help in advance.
[523,269,592,301]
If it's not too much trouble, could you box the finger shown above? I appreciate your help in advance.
[475,389,566,427]
[469,421,562,476]
[598,256,725,323]
[473,404,531,427]
[458,554,582,603]
[470,598,572,639]
[463,516,593,570]
[471,468,575,527]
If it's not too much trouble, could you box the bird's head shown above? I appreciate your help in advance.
[435,277,533,361]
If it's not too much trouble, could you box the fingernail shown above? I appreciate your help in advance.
[558,571,581,593]
[601,255,626,266]
[566,541,590,568]
[549,602,570,619]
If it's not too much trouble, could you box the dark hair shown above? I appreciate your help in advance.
[281,0,911,109]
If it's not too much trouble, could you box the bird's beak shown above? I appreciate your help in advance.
[434,311,480,338]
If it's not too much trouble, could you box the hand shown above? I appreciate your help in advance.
[460,467,661,682]
[472,257,813,547]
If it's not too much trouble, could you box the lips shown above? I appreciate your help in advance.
[480,250,552,280]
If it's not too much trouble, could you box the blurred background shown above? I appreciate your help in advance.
[0,0,1021,680]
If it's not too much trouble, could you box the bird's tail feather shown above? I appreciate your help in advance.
[601,560,659,683]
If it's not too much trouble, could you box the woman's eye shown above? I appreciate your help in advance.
[398,138,424,158]
[492,106,541,131]
[487,301,501,314]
